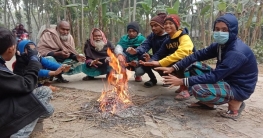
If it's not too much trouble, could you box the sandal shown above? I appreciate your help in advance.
[220,102,246,120]
[55,77,69,83]
[82,76,95,81]
[162,83,170,87]
[174,91,191,101]
[174,87,181,93]
[144,79,157,88]
[188,101,217,110]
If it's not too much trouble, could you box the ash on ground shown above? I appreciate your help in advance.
[70,95,189,129]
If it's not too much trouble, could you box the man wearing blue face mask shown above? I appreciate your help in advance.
[154,13,258,120]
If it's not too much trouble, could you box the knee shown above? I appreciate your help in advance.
[135,67,145,76]
[191,84,202,96]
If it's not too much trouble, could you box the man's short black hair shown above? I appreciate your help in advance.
[0,27,16,55]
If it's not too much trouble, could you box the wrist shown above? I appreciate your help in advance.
[49,71,55,76]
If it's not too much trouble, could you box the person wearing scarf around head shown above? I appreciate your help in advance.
[82,28,115,80]
[115,21,146,82]
[37,20,86,83]
[140,14,195,100]
[155,13,258,120]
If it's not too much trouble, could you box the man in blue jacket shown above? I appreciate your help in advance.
[126,13,169,87]
[155,13,258,120]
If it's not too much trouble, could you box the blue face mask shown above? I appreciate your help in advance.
[213,31,229,44]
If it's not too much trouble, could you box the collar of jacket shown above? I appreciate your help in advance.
[171,29,183,39]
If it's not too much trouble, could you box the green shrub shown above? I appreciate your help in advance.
[252,40,263,64]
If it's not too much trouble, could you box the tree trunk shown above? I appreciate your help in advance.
[7,3,15,26]
[109,2,116,43]
[81,0,84,49]
[62,0,67,20]
[4,0,7,28]
[122,0,127,35]
[251,2,262,46]
[31,0,39,30]
[207,0,213,46]
[133,0,136,21]
[128,0,131,22]
[72,0,81,48]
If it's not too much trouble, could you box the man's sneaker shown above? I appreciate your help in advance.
[135,76,142,82]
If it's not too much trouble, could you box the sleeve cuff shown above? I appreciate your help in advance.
[47,52,55,57]
[172,64,180,71]
[183,78,189,87]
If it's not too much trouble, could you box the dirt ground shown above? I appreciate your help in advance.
[31,65,263,138]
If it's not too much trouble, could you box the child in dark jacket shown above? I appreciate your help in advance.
[14,40,70,90]
[126,13,169,88]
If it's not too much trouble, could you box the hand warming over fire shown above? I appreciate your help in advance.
[139,60,160,67]
[90,59,103,67]
[162,74,183,88]
[117,54,126,63]
[155,67,175,74]
[127,60,138,67]
[62,64,71,72]
[126,47,137,55]
[143,53,150,62]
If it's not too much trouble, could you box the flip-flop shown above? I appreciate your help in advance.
[188,101,217,110]
[220,102,246,120]
[174,88,181,93]
[174,91,191,101]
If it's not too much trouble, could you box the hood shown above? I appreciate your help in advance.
[214,13,238,44]
[18,40,35,53]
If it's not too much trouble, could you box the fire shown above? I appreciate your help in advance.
[97,48,132,113]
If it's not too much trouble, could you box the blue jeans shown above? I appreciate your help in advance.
[10,86,54,138]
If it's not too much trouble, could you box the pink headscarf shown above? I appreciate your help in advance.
[89,28,107,46]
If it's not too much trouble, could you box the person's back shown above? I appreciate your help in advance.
[217,38,258,100]
[0,27,53,137]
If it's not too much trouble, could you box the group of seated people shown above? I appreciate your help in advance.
[0,12,258,137]
[12,23,28,39]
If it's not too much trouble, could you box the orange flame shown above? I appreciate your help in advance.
[97,48,132,113]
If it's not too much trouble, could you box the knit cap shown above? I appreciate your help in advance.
[18,40,36,53]
[164,14,181,29]
[127,21,140,33]
[150,13,167,28]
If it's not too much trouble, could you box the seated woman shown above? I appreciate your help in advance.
[141,14,195,100]
[115,21,146,82]
[82,28,115,80]
[14,40,70,91]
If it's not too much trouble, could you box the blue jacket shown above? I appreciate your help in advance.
[136,32,169,56]
[18,40,61,77]
[172,13,258,101]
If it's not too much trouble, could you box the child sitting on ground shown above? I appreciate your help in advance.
[13,40,70,91]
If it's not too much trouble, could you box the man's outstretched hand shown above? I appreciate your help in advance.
[162,74,183,88]
[126,47,137,55]
[139,60,160,67]
[76,54,86,62]
[154,67,175,74]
